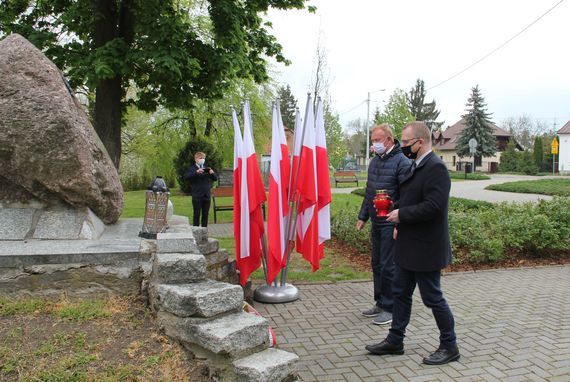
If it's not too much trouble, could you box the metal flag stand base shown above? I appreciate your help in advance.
[253,283,300,304]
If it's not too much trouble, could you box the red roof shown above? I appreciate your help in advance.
[434,118,512,151]
[558,121,570,134]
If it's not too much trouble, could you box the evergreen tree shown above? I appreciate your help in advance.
[277,85,297,130]
[406,79,442,130]
[533,136,544,171]
[457,86,496,159]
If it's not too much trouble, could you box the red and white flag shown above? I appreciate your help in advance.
[267,104,291,284]
[295,96,321,271]
[231,107,244,282]
[315,98,331,257]
[233,102,266,286]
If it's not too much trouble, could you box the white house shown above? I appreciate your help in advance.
[558,121,570,174]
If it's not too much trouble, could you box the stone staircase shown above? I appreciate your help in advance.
[148,227,299,381]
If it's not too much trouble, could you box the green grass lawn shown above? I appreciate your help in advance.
[485,178,570,196]
[216,235,369,283]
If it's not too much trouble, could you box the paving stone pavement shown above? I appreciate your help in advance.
[254,266,570,382]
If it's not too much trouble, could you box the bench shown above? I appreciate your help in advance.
[333,171,359,187]
[211,186,266,223]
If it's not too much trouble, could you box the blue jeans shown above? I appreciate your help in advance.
[371,223,395,313]
[387,265,457,349]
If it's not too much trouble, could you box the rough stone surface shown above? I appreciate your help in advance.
[198,238,219,255]
[233,348,299,382]
[0,34,122,224]
[155,281,243,317]
[191,227,208,244]
[153,253,206,284]
[156,232,199,253]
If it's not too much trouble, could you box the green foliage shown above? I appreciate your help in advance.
[499,141,538,175]
[0,0,312,163]
[517,150,539,175]
[448,172,491,180]
[457,85,497,158]
[174,136,223,194]
[331,192,569,264]
[277,85,297,129]
[406,79,441,130]
[486,179,570,197]
[374,89,415,138]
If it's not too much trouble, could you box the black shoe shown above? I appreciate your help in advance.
[422,347,460,365]
[365,339,404,355]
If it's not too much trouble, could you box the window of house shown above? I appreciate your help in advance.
[452,156,456,165]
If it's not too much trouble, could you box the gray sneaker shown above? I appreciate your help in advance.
[372,311,393,325]
[362,305,383,317]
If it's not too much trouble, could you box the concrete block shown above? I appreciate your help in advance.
[33,207,104,240]
[153,253,206,283]
[155,280,243,317]
[234,348,299,382]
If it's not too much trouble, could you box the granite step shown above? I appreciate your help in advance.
[160,311,269,359]
[154,280,243,317]
[233,348,299,382]
[153,253,206,284]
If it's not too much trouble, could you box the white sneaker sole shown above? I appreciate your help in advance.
[372,319,393,325]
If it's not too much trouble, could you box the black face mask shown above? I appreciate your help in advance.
[401,141,419,160]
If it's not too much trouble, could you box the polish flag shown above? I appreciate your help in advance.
[295,96,321,271]
[267,105,290,284]
[233,101,266,286]
[315,98,331,257]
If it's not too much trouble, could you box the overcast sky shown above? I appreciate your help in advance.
[267,0,570,133]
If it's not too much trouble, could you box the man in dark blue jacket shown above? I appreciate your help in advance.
[184,151,218,227]
[357,124,411,325]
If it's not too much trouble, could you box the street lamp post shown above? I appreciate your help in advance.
[365,88,386,172]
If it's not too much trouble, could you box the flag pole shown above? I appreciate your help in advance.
[253,99,306,304]
[280,93,312,286]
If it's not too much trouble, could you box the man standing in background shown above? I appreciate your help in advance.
[357,124,411,325]
[184,151,217,227]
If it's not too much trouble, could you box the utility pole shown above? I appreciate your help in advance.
[365,89,385,172]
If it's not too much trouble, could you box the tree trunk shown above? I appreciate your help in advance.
[91,0,135,169]
[94,79,123,168]
[204,101,213,137]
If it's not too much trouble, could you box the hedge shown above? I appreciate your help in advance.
[331,195,570,264]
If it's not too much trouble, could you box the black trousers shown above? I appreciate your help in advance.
[387,265,457,349]
[371,223,395,313]
[192,198,211,227]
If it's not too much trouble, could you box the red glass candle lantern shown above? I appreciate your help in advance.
[373,189,392,218]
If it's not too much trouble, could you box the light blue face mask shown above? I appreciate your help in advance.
[372,142,386,154]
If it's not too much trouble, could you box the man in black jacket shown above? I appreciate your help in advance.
[184,152,218,227]
[357,124,411,325]
[365,121,460,365]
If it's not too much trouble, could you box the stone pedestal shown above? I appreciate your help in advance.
[0,201,105,240]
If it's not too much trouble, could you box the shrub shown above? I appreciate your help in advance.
[174,136,223,194]
[331,194,570,265]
